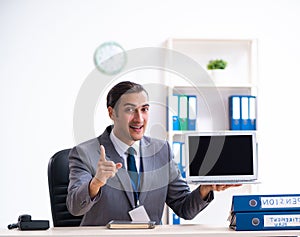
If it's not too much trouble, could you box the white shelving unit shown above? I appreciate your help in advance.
[164,38,258,225]
[166,38,258,136]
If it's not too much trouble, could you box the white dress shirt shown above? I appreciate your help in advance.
[110,130,141,172]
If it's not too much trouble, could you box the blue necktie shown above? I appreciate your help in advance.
[127,147,138,189]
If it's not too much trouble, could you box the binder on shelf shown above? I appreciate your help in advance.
[229,96,241,130]
[187,95,197,130]
[229,95,256,130]
[172,213,180,225]
[168,94,197,131]
[168,95,180,131]
[231,194,300,213]
[229,211,300,231]
[172,141,185,178]
[178,95,188,130]
[241,96,250,130]
[249,96,257,130]
[241,95,256,130]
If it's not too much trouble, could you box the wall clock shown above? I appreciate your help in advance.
[94,41,127,75]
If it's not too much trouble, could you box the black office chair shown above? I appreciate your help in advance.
[48,149,83,227]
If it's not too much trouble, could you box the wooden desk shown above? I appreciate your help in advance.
[0,225,299,237]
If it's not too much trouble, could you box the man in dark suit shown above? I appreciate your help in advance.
[67,81,239,226]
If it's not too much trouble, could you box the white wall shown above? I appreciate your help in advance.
[1,0,300,228]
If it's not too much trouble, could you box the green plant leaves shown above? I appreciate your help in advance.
[207,59,227,70]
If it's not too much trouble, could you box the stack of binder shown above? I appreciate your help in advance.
[168,94,197,131]
[229,95,256,130]
[229,194,300,231]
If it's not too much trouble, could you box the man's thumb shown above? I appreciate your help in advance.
[99,145,107,161]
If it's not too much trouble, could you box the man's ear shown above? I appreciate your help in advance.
[108,106,114,119]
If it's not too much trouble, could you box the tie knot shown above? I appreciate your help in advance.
[127,147,135,156]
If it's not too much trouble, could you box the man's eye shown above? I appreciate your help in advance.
[142,107,149,112]
[125,107,135,113]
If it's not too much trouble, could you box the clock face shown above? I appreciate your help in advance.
[94,41,127,75]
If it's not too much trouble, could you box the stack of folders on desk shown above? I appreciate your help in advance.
[229,194,300,231]
[169,94,197,131]
[229,95,256,130]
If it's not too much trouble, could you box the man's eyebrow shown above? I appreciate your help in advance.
[123,103,150,107]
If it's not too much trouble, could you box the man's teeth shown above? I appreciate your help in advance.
[131,125,142,129]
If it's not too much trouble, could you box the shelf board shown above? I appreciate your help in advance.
[169,130,257,136]
[167,38,255,43]
[172,83,256,89]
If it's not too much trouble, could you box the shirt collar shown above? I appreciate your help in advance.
[110,130,140,157]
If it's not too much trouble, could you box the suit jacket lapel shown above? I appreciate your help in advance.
[138,137,156,204]
[98,126,136,208]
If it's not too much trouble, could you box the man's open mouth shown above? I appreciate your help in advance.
[130,125,143,130]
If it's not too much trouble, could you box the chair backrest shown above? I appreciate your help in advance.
[48,149,83,227]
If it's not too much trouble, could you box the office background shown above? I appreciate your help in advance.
[1,0,300,228]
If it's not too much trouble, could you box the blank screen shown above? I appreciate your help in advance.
[189,135,254,176]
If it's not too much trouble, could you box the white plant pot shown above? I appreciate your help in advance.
[210,69,226,83]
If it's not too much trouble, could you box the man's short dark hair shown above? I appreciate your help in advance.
[106,81,148,109]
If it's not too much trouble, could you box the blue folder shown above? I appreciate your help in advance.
[172,213,180,225]
[231,194,300,212]
[248,95,257,130]
[241,95,256,130]
[187,95,197,130]
[168,95,180,131]
[230,211,300,231]
[229,95,241,130]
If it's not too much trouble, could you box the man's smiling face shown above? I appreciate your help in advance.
[109,91,149,146]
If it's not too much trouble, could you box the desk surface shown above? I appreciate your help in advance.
[0,225,299,237]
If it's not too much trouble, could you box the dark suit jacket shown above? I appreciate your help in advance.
[67,126,213,226]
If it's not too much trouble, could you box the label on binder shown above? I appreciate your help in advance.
[232,97,240,120]
[264,214,300,227]
[261,196,300,209]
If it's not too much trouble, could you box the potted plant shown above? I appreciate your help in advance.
[207,59,228,82]
[207,59,227,70]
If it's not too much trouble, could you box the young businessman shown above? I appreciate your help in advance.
[67,81,240,226]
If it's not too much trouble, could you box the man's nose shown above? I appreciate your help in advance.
[133,110,143,121]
